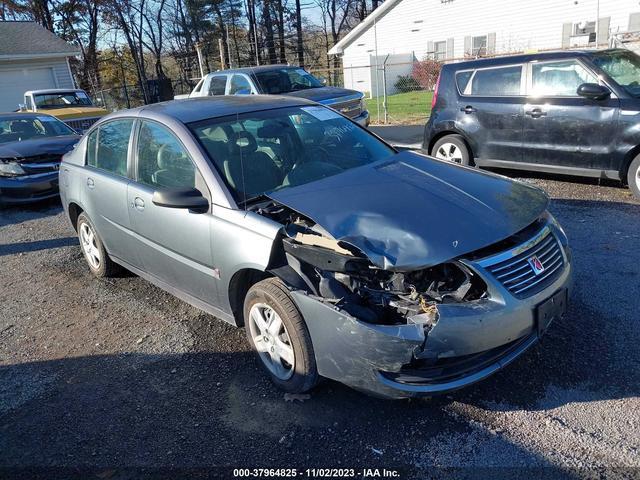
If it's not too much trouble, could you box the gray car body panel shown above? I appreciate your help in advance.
[60,96,572,398]
[268,151,549,271]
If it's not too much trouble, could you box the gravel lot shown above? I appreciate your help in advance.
[1,173,639,480]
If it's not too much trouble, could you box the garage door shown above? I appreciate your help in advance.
[0,67,56,112]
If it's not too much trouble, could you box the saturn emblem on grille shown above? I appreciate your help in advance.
[527,255,545,275]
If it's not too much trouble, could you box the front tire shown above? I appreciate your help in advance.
[244,278,319,393]
[431,134,472,166]
[627,154,640,199]
[77,212,119,278]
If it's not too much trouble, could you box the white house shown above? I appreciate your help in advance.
[0,21,79,112]
[329,0,640,96]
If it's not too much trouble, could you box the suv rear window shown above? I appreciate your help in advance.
[468,66,522,96]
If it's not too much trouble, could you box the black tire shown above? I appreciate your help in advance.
[627,154,640,199]
[76,212,119,278]
[244,278,319,393]
[431,134,472,166]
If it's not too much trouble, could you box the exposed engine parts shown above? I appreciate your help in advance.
[255,201,488,327]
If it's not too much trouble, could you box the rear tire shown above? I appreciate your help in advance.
[77,212,119,278]
[431,134,472,166]
[627,154,640,199]
[244,278,319,393]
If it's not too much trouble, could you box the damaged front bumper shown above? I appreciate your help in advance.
[289,224,573,399]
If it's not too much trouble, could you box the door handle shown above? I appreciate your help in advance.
[86,177,95,189]
[132,197,145,211]
[525,108,547,118]
[460,105,477,114]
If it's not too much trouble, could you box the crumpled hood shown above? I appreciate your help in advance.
[267,151,549,271]
[284,87,362,103]
[0,135,80,160]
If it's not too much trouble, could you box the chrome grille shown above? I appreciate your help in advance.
[64,117,99,132]
[330,98,362,118]
[479,226,565,299]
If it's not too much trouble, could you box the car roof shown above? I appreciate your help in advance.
[443,48,626,70]
[26,89,86,95]
[108,95,315,124]
[207,64,299,76]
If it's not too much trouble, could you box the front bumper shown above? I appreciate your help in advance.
[291,225,573,399]
[0,171,59,205]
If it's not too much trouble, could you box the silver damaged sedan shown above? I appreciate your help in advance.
[59,96,573,398]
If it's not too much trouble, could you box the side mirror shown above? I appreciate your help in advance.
[152,188,209,211]
[577,83,611,100]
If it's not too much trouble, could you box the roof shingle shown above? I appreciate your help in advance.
[0,21,80,58]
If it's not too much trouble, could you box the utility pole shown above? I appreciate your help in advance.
[195,42,206,78]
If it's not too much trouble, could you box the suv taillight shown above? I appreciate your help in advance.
[431,73,441,110]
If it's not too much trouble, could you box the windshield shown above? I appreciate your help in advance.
[592,50,640,97]
[34,91,93,109]
[254,68,324,94]
[190,105,395,203]
[0,115,76,144]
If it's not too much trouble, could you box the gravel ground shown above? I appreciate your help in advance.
[0,173,639,480]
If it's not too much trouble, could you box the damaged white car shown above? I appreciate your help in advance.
[59,96,572,398]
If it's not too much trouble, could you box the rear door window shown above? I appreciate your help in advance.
[86,119,134,177]
[469,66,523,96]
[530,60,597,96]
[208,76,228,96]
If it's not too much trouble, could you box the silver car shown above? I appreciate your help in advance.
[59,96,572,399]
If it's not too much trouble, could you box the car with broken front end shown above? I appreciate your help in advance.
[0,113,80,205]
[59,96,572,398]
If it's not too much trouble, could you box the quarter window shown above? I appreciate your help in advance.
[86,119,133,177]
[208,76,228,96]
[531,60,597,97]
[470,66,522,96]
[136,121,196,189]
[229,74,252,94]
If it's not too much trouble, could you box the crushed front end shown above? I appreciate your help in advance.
[256,200,572,399]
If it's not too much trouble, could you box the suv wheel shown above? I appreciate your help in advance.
[627,154,640,199]
[431,134,472,166]
[77,213,119,278]
[244,278,318,393]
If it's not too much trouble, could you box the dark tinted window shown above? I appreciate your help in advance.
[136,121,196,189]
[229,74,252,94]
[86,119,133,176]
[208,76,227,96]
[456,71,473,92]
[470,66,522,96]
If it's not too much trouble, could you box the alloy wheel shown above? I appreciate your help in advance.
[248,303,295,380]
[80,222,101,270]
[435,142,464,163]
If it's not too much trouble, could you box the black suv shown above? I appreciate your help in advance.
[423,49,640,198]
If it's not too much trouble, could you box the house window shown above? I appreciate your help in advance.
[472,35,487,56]
[434,41,447,61]
[574,21,596,43]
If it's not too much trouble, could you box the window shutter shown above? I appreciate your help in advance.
[464,36,472,56]
[427,41,434,60]
[629,12,640,32]
[561,22,573,48]
[598,16,611,45]
[446,38,454,60]
[487,32,496,55]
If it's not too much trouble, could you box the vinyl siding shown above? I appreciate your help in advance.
[341,0,640,93]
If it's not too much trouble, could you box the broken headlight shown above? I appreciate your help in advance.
[0,161,26,177]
